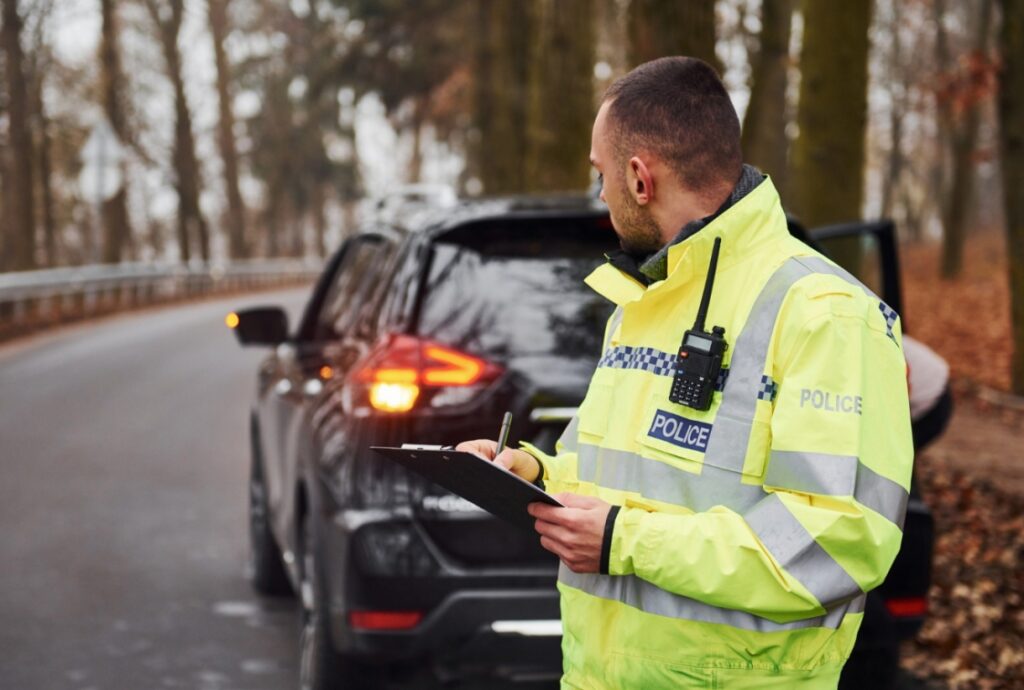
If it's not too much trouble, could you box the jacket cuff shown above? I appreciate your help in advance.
[532,457,546,490]
[599,505,622,575]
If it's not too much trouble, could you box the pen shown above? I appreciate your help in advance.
[495,411,513,456]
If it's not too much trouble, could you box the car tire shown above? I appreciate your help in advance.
[249,431,293,596]
[298,512,385,690]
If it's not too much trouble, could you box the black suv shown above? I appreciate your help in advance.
[232,195,940,690]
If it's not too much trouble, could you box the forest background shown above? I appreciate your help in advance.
[3,0,1022,394]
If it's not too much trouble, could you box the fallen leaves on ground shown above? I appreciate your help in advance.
[900,453,1024,690]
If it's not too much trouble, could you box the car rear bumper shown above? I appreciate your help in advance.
[320,504,563,676]
[334,589,563,675]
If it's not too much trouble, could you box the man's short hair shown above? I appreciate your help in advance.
[603,57,742,200]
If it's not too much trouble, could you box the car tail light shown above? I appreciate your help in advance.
[350,335,502,413]
[349,610,423,631]
[885,596,928,618]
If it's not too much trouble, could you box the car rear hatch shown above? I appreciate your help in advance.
[379,211,618,568]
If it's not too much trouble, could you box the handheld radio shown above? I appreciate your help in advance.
[669,237,728,411]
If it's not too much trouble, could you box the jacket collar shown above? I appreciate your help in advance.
[585,176,788,307]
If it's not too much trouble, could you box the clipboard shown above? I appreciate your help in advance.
[370,445,563,531]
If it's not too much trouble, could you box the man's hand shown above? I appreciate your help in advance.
[455,439,542,483]
[528,494,612,573]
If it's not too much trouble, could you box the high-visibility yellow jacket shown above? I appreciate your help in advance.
[522,178,913,689]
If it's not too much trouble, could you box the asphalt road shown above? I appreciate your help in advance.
[0,292,941,690]
[0,291,309,690]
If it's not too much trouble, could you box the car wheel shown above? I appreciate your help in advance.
[298,512,383,690]
[248,436,292,596]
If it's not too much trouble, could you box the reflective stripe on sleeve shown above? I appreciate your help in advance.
[744,494,863,608]
[766,450,909,528]
[765,451,858,496]
[559,563,865,632]
[855,462,910,529]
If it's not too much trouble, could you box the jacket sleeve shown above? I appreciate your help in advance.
[606,300,914,622]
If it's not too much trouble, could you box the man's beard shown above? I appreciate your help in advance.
[614,189,663,257]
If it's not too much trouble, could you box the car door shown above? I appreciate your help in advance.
[258,235,392,544]
[282,233,398,513]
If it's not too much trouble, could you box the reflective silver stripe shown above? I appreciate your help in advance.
[765,451,858,496]
[703,260,816,472]
[794,256,880,301]
[766,451,909,528]
[556,416,580,453]
[559,564,865,632]
[856,463,910,529]
[745,494,863,608]
[576,443,765,513]
[795,256,901,344]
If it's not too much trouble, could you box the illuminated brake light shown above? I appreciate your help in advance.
[225,312,240,329]
[369,382,420,412]
[373,368,418,384]
[885,597,928,618]
[423,346,485,385]
[349,610,423,630]
[352,335,502,413]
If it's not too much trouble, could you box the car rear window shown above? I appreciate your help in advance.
[416,218,618,359]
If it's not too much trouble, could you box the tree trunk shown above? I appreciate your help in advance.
[999,0,1024,393]
[474,0,532,194]
[408,95,426,184]
[881,0,903,220]
[524,0,595,193]
[627,0,719,71]
[1,0,37,271]
[99,0,132,264]
[790,0,872,275]
[147,0,210,263]
[741,0,793,196]
[939,0,994,279]
[311,183,327,259]
[208,0,247,259]
[31,69,58,266]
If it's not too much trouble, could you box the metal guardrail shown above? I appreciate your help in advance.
[0,259,323,340]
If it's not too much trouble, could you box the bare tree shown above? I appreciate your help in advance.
[790,0,872,273]
[473,0,532,194]
[936,0,996,279]
[999,0,1024,393]
[24,0,58,266]
[1,0,37,271]
[524,0,595,193]
[207,0,247,259]
[879,0,903,221]
[98,0,134,264]
[627,0,719,71]
[144,0,210,262]
[741,0,793,196]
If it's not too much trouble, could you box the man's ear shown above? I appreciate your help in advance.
[627,156,654,206]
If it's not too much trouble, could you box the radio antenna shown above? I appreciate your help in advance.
[693,238,722,334]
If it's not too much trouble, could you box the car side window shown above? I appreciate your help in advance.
[314,237,392,340]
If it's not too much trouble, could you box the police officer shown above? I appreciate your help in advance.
[458,57,912,689]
